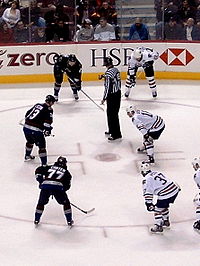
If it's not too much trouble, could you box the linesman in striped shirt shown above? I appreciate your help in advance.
[140,162,181,233]
[100,56,122,141]
[126,106,165,164]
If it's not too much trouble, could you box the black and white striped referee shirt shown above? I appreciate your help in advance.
[103,67,121,100]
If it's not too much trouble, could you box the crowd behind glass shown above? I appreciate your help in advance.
[0,0,200,43]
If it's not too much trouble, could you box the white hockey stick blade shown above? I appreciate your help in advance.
[86,207,95,214]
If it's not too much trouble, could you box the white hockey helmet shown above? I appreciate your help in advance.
[140,162,151,176]
[192,157,200,170]
[133,48,142,60]
[126,105,136,114]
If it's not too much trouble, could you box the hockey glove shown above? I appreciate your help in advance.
[143,62,151,69]
[98,74,105,80]
[145,202,155,212]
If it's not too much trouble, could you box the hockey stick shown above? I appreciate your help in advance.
[67,77,104,112]
[18,119,55,137]
[71,203,95,214]
[80,89,104,112]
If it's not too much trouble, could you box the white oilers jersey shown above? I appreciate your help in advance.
[132,110,164,135]
[142,171,180,202]
[194,169,200,189]
[129,47,159,69]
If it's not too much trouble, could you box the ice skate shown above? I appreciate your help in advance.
[193,221,200,232]
[74,93,79,100]
[24,155,35,162]
[142,155,155,165]
[34,220,40,227]
[163,219,170,228]
[108,136,122,141]
[150,224,163,234]
[152,90,157,98]
[67,220,74,228]
[124,91,130,98]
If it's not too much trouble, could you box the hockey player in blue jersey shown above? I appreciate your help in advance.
[53,53,82,101]
[23,95,56,166]
[34,156,74,227]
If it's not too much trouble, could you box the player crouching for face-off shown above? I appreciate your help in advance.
[125,47,159,98]
[140,162,181,233]
[126,105,165,164]
[192,157,200,232]
[53,53,82,101]
[34,156,74,227]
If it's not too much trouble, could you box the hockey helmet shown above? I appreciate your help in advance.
[55,156,67,168]
[45,95,56,103]
[140,162,151,176]
[192,157,200,170]
[68,54,77,62]
[103,56,113,67]
[133,48,142,60]
[126,105,136,114]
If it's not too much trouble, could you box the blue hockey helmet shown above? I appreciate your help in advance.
[45,95,56,103]
[55,156,67,168]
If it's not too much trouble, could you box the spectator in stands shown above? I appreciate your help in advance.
[164,18,184,39]
[32,26,46,42]
[196,3,200,22]
[94,16,116,41]
[75,18,94,41]
[92,1,117,25]
[21,0,46,28]
[183,17,200,40]
[37,0,56,8]
[76,0,89,26]
[129,17,150,40]
[2,0,21,28]
[44,4,70,42]
[178,0,196,23]
[0,20,15,42]
[13,19,29,42]
[53,19,70,42]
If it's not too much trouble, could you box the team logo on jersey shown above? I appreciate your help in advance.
[160,48,194,66]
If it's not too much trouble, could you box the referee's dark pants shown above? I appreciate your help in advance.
[106,90,122,139]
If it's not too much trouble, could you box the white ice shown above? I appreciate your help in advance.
[0,79,200,266]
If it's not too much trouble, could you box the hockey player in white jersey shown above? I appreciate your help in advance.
[140,162,180,233]
[125,47,159,98]
[192,157,200,232]
[126,105,165,164]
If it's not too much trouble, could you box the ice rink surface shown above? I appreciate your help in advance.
[0,79,200,266]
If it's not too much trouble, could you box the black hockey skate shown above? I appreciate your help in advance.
[193,221,200,232]
[142,155,155,165]
[67,220,74,228]
[24,155,35,162]
[74,94,79,100]
[152,90,157,98]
